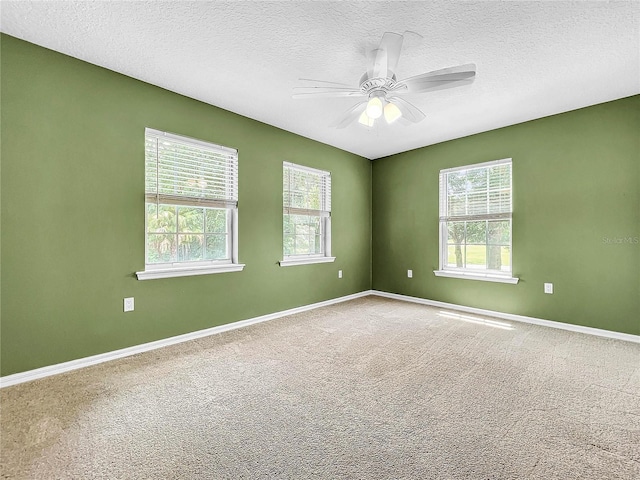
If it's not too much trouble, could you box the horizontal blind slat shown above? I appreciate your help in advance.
[152,155,236,169]
[283,163,331,213]
[283,207,330,217]
[442,161,511,219]
[145,130,238,204]
[146,130,237,155]
[439,212,511,222]
[145,194,236,209]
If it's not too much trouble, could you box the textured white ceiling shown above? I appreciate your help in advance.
[1,1,639,159]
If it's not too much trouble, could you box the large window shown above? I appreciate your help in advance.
[281,162,334,266]
[434,158,517,284]
[136,128,244,280]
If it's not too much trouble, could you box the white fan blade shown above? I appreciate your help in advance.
[370,47,387,79]
[381,32,404,75]
[370,32,404,79]
[397,63,476,93]
[387,96,426,123]
[294,86,361,93]
[329,101,367,129]
[293,92,364,99]
[298,78,356,88]
[396,79,475,95]
[401,63,476,81]
[400,30,423,50]
[293,78,361,98]
[403,70,475,84]
[293,87,364,99]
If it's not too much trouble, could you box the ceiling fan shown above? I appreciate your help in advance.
[293,31,476,128]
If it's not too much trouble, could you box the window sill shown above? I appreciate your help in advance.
[433,270,519,284]
[279,257,336,267]
[136,263,245,280]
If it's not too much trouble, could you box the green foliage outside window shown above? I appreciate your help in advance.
[283,164,328,257]
[444,162,511,271]
[146,203,228,264]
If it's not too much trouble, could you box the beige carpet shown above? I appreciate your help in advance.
[1,296,639,479]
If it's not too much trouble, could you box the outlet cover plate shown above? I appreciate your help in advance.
[124,297,135,312]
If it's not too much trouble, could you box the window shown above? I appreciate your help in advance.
[434,158,518,284]
[280,162,335,266]
[136,128,244,280]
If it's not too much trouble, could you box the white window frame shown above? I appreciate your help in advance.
[136,128,244,280]
[280,162,335,267]
[433,158,518,284]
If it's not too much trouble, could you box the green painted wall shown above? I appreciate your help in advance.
[0,35,372,376]
[373,95,640,335]
[2,34,638,377]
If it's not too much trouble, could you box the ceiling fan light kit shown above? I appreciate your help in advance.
[359,96,402,126]
[383,102,402,124]
[294,31,476,129]
[358,110,375,127]
[365,93,384,119]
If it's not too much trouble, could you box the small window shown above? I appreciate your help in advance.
[136,128,244,280]
[280,162,335,266]
[434,158,518,284]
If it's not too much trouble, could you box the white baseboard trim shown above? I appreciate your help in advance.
[4,289,634,388]
[0,290,374,388]
[371,290,640,344]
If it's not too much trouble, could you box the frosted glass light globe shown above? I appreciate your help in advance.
[384,102,402,124]
[365,97,383,119]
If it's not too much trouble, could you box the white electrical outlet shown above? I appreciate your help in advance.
[338,270,343,279]
[544,283,553,294]
[124,297,135,312]
[407,270,413,278]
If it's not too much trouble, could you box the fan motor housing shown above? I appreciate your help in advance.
[359,72,398,95]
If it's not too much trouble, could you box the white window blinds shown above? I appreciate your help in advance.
[439,159,512,222]
[145,128,238,208]
[283,162,331,216]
